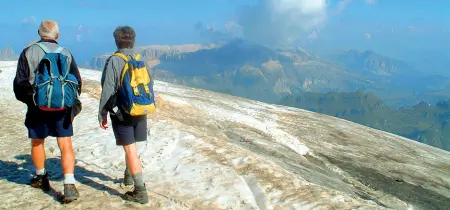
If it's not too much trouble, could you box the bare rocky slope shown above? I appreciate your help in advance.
[0,61,449,209]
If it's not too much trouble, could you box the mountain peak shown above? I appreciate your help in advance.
[332,48,412,77]
[413,101,431,108]
[0,46,18,61]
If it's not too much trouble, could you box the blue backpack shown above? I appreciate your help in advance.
[32,43,79,111]
[114,52,156,116]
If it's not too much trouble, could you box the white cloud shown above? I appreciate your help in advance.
[195,21,233,42]
[225,21,244,38]
[23,16,37,24]
[334,0,375,13]
[225,21,242,31]
[76,34,82,42]
[364,33,372,39]
[77,24,83,32]
[336,0,352,13]
[237,0,327,47]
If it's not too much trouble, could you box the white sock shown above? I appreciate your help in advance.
[63,174,76,184]
[36,168,46,175]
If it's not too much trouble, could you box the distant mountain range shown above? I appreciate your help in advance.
[331,49,410,76]
[87,39,378,103]
[88,43,220,70]
[80,39,450,151]
[2,39,450,151]
[6,39,450,110]
[0,47,18,61]
[86,39,449,107]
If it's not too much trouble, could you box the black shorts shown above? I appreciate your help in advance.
[111,113,147,146]
[25,106,73,139]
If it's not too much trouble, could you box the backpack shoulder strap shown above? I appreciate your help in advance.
[112,53,131,86]
[35,43,65,54]
[54,46,65,53]
[35,43,50,53]
[114,52,142,62]
[112,52,129,62]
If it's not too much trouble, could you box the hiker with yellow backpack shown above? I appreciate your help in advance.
[98,26,155,204]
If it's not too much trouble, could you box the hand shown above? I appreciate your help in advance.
[100,120,108,130]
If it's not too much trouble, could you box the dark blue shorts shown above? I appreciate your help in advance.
[25,106,73,139]
[111,113,147,146]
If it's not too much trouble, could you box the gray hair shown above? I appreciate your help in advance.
[38,20,59,39]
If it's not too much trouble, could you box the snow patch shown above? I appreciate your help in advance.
[1,61,447,209]
[160,95,190,106]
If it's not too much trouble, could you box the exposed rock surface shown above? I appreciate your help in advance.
[0,61,448,209]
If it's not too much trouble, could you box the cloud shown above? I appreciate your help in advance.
[307,30,319,39]
[364,0,376,5]
[335,0,352,13]
[236,0,327,47]
[333,0,375,14]
[194,21,233,43]
[225,21,244,38]
[364,33,372,39]
[77,24,83,32]
[22,16,37,24]
[225,21,242,32]
[76,34,82,42]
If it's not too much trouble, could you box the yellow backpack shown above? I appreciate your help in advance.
[113,52,156,116]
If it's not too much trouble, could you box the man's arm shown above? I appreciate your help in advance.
[13,48,33,105]
[69,53,82,94]
[98,56,119,122]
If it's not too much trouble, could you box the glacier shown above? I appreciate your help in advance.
[0,61,449,209]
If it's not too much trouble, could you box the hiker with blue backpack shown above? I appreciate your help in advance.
[13,20,82,203]
[98,26,155,204]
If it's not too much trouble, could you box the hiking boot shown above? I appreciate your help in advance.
[123,170,134,186]
[63,184,80,203]
[123,185,148,204]
[30,172,50,192]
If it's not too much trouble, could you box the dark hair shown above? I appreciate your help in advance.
[113,26,136,49]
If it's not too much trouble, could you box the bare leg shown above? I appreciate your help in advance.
[30,139,51,191]
[57,137,75,174]
[123,143,142,175]
[31,139,46,171]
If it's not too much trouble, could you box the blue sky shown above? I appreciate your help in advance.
[0,0,449,74]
